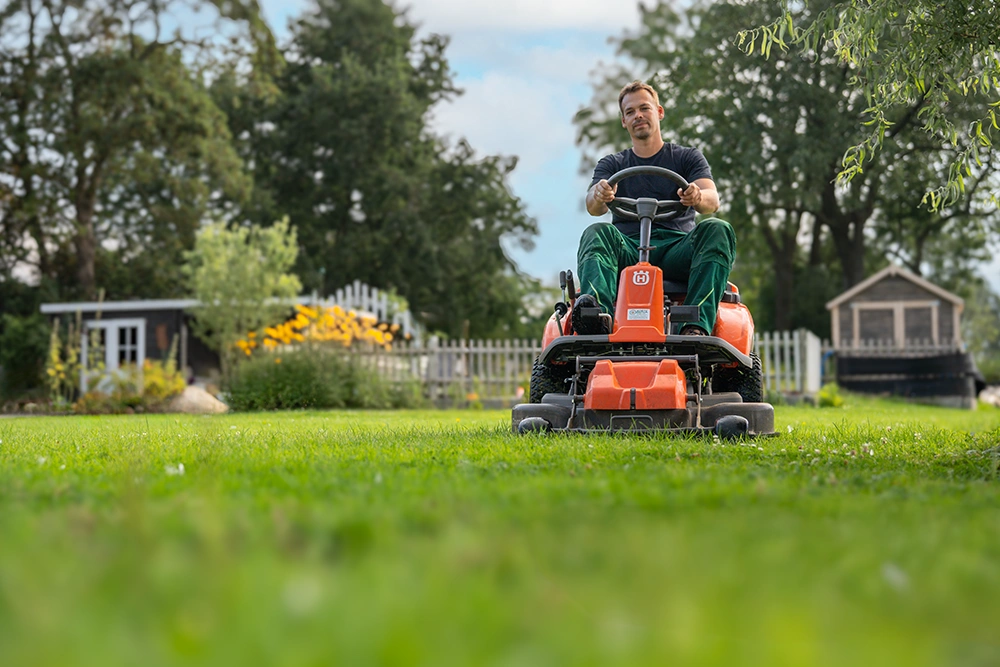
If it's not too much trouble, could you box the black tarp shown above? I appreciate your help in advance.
[836,351,986,398]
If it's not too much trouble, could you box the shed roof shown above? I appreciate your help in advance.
[40,298,199,314]
[39,295,366,315]
[825,264,964,311]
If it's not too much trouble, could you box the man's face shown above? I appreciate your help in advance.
[620,90,663,141]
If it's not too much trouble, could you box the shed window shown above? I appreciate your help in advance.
[858,308,894,344]
[904,307,933,343]
[118,326,139,365]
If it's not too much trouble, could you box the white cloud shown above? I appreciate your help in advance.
[400,0,645,33]
[431,72,577,173]
[257,0,645,283]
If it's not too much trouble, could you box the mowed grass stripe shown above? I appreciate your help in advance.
[1,398,999,666]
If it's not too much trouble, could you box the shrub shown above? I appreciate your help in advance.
[142,357,187,401]
[226,349,425,411]
[976,354,1000,385]
[817,382,845,408]
[71,359,187,415]
[0,314,50,399]
[226,351,346,411]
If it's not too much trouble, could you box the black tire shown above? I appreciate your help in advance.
[712,352,763,403]
[529,357,568,403]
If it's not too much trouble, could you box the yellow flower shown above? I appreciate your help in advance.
[295,305,318,318]
[275,357,282,364]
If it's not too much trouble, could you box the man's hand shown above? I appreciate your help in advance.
[586,179,618,216]
[594,179,617,203]
[678,179,720,214]
[677,183,703,208]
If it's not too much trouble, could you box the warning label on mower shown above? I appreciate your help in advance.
[627,308,650,321]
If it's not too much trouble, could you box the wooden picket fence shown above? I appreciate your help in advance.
[834,338,963,357]
[753,329,823,395]
[353,338,542,406]
[346,330,830,405]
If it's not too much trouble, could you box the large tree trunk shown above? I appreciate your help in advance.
[761,212,800,331]
[828,217,866,289]
[74,195,97,299]
[772,251,796,331]
[819,174,871,289]
[808,215,823,267]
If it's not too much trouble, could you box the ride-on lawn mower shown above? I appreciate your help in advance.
[512,166,775,438]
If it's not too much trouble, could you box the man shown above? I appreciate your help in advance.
[576,80,736,336]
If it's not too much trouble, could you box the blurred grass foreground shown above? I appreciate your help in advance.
[1,397,999,666]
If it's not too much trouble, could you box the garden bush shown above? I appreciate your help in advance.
[817,382,845,408]
[0,314,50,399]
[71,359,187,414]
[225,349,424,411]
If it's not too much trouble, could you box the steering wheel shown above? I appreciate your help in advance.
[606,165,691,222]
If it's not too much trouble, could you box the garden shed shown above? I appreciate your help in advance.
[39,299,218,388]
[825,264,984,408]
[39,281,420,394]
[826,264,963,351]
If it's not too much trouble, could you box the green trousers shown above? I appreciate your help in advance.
[577,218,737,334]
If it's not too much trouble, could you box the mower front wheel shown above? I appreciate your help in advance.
[712,352,764,403]
[529,357,569,403]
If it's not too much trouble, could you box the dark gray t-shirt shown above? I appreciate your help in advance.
[590,143,713,236]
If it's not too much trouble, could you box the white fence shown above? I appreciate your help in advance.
[753,329,823,395]
[354,338,542,405]
[346,330,826,404]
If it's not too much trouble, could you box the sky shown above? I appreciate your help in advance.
[259,0,647,287]
[257,0,1000,294]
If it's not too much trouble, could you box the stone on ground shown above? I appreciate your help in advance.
[168,386,229,414]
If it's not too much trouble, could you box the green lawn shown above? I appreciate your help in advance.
[1,398,999,666]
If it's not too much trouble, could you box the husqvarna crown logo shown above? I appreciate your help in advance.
[632,270,651,286]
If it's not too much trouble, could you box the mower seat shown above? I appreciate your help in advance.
[663,280,742,304]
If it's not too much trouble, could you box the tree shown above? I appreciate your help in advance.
[214,0,540,339]
[961,280,1000,383]
[741,0,1000,209]
[0,0,274,300]
[575,0,997,330]
[184,218,302,379]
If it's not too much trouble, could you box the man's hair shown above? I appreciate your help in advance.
[618,81,660,115]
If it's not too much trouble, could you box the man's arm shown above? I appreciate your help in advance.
[586,179,618,216]
[678,178,720,215]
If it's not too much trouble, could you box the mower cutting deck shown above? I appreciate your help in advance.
[511,166,775,439]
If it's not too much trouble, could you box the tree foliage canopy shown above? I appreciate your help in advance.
[0,0,273,300]
[740,0,1000,209]
[183,217,302,378]
[576,0,998,331]
[1,0,540,343]
[216,0,539,339]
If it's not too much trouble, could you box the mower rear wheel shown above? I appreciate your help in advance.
[712,353,764,403]
[529,357,569,403]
